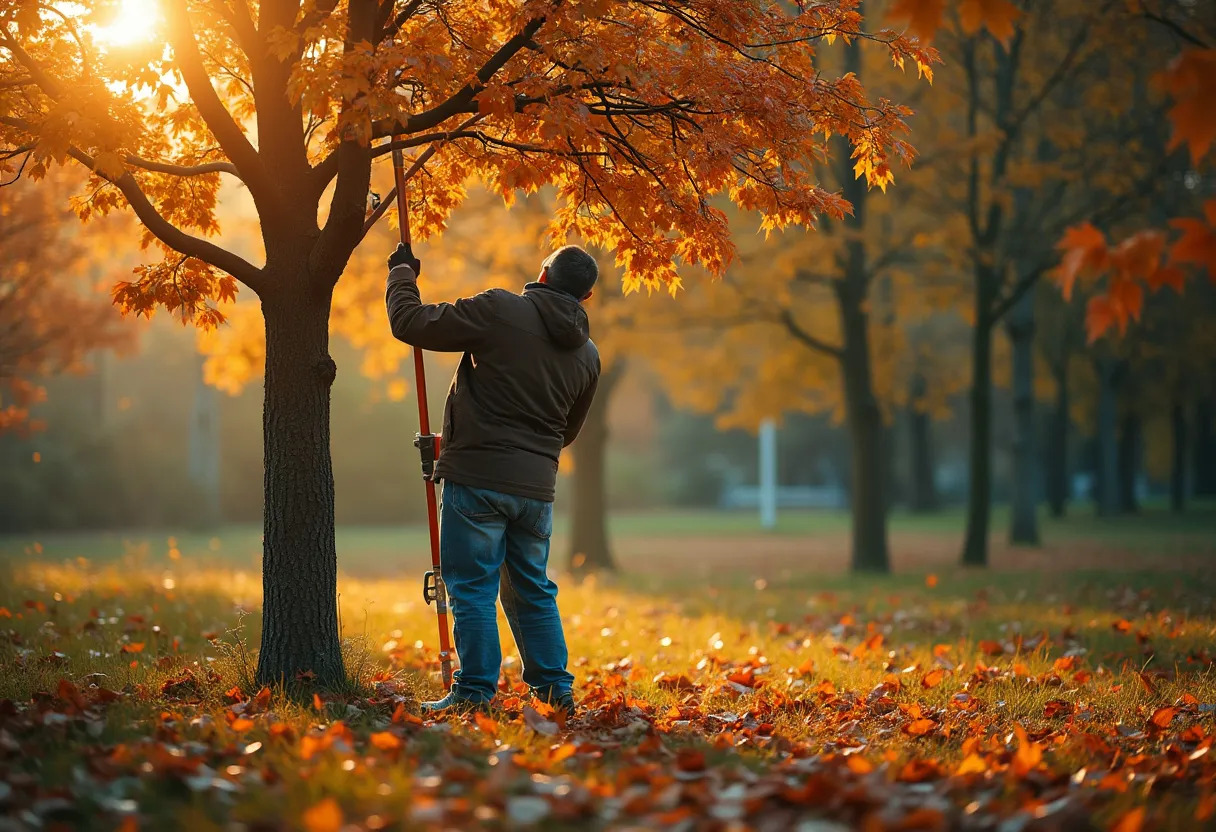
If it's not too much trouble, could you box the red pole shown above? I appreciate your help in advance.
[391,137,453,690]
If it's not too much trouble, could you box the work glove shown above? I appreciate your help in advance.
[388,242,421,276]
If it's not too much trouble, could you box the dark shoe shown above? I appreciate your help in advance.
[420,693,491,715]
[553,692,577,717]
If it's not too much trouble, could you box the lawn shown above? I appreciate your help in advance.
[0,508,1214,830]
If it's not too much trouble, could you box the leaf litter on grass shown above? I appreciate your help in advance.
[0,559,1214,830]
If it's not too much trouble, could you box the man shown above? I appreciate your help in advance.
[385,241,600,715]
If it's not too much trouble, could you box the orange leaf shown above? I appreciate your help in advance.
[924,573,938,588]
[473,710,498,736]
[958,0,1021,44]
[887,0,947,41]
[312,693,324,711]
[1112,619,1133,633]
[370,731,403,752]
[230,718,255,733]
[1054,222,1108,299]
[1111,807,1146,832]
[121,642,145,654]
[302,797,343,832]
[903,718,937,737]
[920,669,946,689]
[1149,706,1179,730]
[1197,792,1216,822]
[1085,295,1117,344]
[955,753,988,775]
[1156,49,1216,165]
[549,742,577,763]
[523,705,559,736]
[978,640,1004,657]
[253,686,272,711]
[1012,723,1042,776]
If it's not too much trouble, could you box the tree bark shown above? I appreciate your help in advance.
[962,269,996,567]
[568,362,624,576]
[907,374,938,513]
[1117,409,1141,514]
[836,279,890,573]
[1007,290,1040,545]
[254,285,344,687]
[1044,359,1069,518]
[1171,399,1187,513]
[1093,358,1120,517]
[1195,398,1216,497]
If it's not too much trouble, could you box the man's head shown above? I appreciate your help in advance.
[538,245,598,301]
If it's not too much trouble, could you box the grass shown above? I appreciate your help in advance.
[1,510,1214,829]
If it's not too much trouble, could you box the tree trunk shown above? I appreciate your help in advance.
[907,374,938,513]
[836,282,890,573]
[188,353,223,530]
[1093,358,1120,517]
[1007,291,1039,545]
[1044,360,1069,518]
[962,270,996,567]
[568,362,624,576]
[1117,409,1141,514]
[1171,400,1187,513]
[255,287,345,687]
[1195,398,1216,497]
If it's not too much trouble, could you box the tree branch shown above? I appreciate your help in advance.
[124,155,241,178]
[370,9,553,139]
[164,3,278,206]
[780,309,844,359]
[64,147,266,294]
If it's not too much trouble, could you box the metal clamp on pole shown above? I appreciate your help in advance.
[422,569,438,604]
[413,432,441,481]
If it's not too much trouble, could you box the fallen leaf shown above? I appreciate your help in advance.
[1148,706,1178,730]
[522,705,559,736]
[302,797,343,832]
[1110,807,1145,832]
[920,669,946,689]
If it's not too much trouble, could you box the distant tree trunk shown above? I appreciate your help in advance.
[188,353,223,530]
[1117,410,1141,514]
[568,362,624,576]
[907,374,938,513]
[1195,398,1216,497]
[1007,290,1039,545]
[829,51,888,573]
[1093,358,1120,517]
[1171,400,1187,513]
[255,283,344,687]
[1044,359,1069,518]
[962,267,997,567]
[837,286,889,573]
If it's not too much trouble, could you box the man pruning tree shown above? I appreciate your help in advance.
[385,242,600,714]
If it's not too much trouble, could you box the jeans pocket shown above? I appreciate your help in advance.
[530,501,554,540]
[447,484,499,522]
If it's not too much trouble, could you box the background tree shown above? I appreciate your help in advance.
[0,177,128,433]
[2,0,933,683]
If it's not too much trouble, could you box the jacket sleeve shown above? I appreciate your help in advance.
[562,370,599,448]
[385,264,498,352]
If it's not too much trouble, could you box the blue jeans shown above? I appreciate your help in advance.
[439,481,574,703]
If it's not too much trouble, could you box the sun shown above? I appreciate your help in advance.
[95,0,162,47]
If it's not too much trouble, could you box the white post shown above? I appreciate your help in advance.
[759,419,777,530]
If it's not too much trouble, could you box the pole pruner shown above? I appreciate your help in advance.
[391,137,454,691]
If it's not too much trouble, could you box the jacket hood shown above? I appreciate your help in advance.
[523,283,590,350]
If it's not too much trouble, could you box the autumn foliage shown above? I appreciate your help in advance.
[1,548,1214,829]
